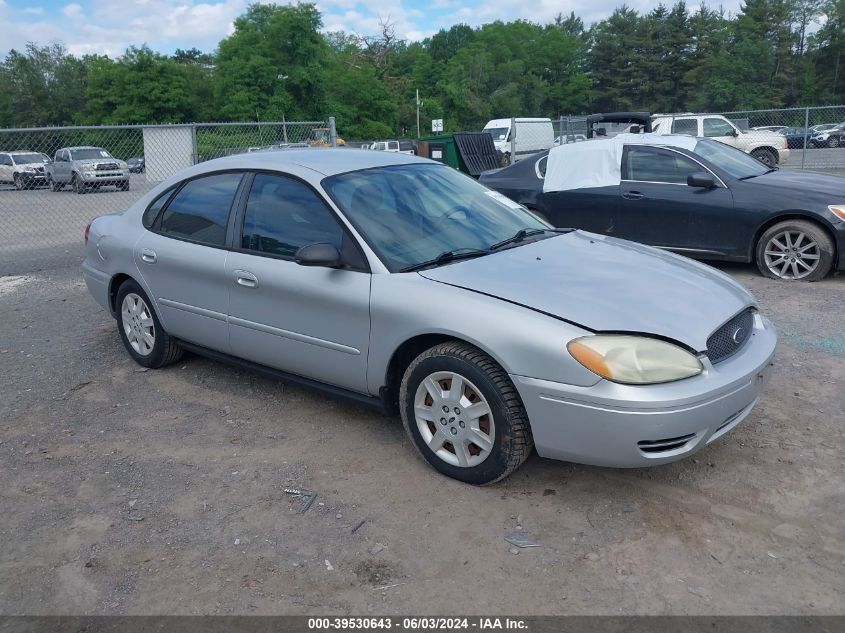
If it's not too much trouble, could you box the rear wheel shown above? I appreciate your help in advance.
[115,279,183,368]
[399,341,533,485]
[751,148,777,167]
[829,136,841,148]
[755,219,834,281]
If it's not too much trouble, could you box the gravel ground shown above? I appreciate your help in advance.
[0,261,843,616]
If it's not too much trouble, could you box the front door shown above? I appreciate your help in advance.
[0,154,12,183]
[618,146,734,255]
[135,171,244,351]
[226,173,371,393]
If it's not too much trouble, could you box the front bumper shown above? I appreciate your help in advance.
[80,169,129,184]
[777,148,790,163]
[17,172,47,186]
[513,314,777,468]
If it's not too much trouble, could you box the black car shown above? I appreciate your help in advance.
[127,156,145,173]
[479,137,845,281]
[779,127,812,149]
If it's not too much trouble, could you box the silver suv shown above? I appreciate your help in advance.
[47,146,129,194]
[0,151,51,189]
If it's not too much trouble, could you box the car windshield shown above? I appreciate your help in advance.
[691,139,769,180]
[323,163,550,272]
[71,148,112,160]
[484,127,509,141]
[13,153,47,164]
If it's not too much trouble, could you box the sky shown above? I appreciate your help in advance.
[0,0,747,58]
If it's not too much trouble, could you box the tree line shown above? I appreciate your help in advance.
[0,0,842,139]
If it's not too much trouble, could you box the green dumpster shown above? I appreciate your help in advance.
[418,134,461,170]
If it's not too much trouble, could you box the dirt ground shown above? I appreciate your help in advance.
[0,263,843,616]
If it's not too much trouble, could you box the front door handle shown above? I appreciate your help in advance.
[622,191,644,200]
[140,248,157,263]
[234,270,258,289]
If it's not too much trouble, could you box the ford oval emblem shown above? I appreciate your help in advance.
[732,327,746,344]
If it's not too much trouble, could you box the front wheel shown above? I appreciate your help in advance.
[829,136,841,148]
[115,280,184,368]
[72,174,85,194]
[750,148,777,167]
[399,341,533,484]
[13,174,24,190]
[48,175,62,191]
[755,219,834,281]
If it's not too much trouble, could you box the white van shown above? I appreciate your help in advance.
[482,118,555,164]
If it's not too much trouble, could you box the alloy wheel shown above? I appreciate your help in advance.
[763,230,820,280]
[121,293,156,356]
[413,371,495,468]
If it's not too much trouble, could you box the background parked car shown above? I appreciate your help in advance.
[810,122,845,148]
[482,117,554,165]
[46,146,130,194]
[0,151,50,189]
[480,134,845,281]
[127,157,145,173]
[779,127,812,149]
[369,140,416,155]
[652,114,789,166]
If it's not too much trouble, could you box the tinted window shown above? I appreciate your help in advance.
[671,119,698,135]
[0,155,11,166]
[625,147,701,184]
[159,173,242,246]
[241,174,343,258]
[703,118,736,137]
[142,188,177,229]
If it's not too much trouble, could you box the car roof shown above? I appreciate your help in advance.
[60,146,106,151]
[4,150,47,155]
[193,148,429,177]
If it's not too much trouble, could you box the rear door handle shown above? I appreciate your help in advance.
[622,191,644,200]
[140,248,157,263]
[234,270,258,289]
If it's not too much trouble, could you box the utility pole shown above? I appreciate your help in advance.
[416,89,421,139]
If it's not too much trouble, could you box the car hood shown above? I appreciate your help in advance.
[749,169,845,199]
[418,231,754,352]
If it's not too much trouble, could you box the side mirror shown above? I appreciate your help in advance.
[294,242,342,268]
[688,172,716,189]
[596,128,607,136]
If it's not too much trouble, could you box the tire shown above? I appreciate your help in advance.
[399,341,533,485]
[72,174,85,194]
[49,175,62,191]
[755,219,834,282]
[500,152,512,167]
[750,148,777,167]
[828,136,841,148]
[115,279,184,368]
[13,174,23,190]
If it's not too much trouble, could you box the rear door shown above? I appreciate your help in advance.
[618,146,734,255]
[226,172,372,393]
[136,171,244,352]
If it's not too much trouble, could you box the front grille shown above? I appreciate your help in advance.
[35,166,44,173]
[637,433,697,454]
[96,162,119,171]
[706,308,754,364]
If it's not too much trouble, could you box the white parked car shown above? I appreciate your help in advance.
[483,118,555,165]
[652,114,789,167]
[0,151,51,189]
[369,140,415,155]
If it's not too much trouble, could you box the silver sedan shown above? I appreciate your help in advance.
[82,149,777,484]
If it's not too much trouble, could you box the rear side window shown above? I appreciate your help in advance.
[142,188,176,229]
[241,173,343,258]
[671,119,698,135]
[159,172,242,246]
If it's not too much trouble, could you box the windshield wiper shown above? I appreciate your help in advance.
[400,248,490,273]
[738,168,778,181]
[489,227,571,251]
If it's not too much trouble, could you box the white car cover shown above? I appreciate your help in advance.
[542,133,700,193]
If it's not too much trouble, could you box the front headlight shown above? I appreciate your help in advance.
[567,335,703,385]
[118,161,127,169]
[829,205,845,221]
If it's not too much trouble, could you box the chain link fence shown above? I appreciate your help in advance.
[0,120,327,275]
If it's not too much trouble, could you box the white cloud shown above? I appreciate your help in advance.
[62,3,83,17]
[23,7,45,15]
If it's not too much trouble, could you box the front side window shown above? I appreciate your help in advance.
[323,163,549,272]
[624,147,701,184]
[703,118,737,137]
[692,139,767,180]
[671,119,698,135]
[159,172,242,246]
[241,173,344,258]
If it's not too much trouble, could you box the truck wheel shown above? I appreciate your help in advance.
[72,174,85,194]
[500,152,512,167]
[399,341,533,485]
[755,219,834,281]
[49,175,62,191]
[750,148,777,167]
